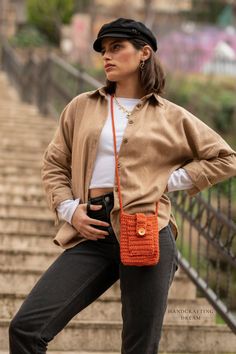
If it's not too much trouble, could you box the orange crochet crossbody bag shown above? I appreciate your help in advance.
[110,95,160,266]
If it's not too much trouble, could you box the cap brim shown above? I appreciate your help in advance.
[93,33,132,52]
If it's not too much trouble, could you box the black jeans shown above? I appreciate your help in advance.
[9,191,179,354]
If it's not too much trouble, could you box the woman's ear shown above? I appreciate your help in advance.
[141,45,152,61]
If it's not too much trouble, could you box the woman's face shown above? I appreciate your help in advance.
[100,37,143,82]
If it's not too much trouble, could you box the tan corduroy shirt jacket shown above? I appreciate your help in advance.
[41,87,236,249]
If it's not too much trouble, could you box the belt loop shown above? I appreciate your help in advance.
[104,195,110,203]
[87,200,91,213]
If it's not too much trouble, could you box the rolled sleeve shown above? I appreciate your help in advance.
[167,167,194,192]
[41,97,78,225]
[180,107,236,197]
[182,160,213,196]
[183,153,236,197]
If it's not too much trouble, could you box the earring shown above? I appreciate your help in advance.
[140,60,145,71]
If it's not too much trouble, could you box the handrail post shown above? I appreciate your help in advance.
[37,54,51,115]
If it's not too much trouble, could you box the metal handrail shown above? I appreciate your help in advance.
[0,38,102,116]
[170,182,236,334]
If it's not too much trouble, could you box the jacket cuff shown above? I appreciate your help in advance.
[49,191,74,226]
[183,161,213,197]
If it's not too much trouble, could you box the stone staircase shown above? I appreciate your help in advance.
[0,71,236,354]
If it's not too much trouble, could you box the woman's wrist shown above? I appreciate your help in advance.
[56,198,81,224]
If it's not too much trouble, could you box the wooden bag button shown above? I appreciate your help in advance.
[138,227,146,236]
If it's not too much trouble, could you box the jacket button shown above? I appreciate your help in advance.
[123,138,128,143]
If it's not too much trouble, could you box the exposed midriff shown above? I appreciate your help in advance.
[88,187,114,199]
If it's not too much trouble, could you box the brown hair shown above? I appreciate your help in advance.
[103,38,166,96]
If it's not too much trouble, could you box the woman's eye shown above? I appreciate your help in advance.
[113,44,121,50]
[101,44,122,55]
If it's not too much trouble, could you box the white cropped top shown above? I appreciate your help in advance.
[57,94,194,223]
[89,95,138,188]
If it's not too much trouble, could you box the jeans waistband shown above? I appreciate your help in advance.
[87,191,114,218]
[88,191,114,204]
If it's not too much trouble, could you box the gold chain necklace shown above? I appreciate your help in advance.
[114,95,138,119]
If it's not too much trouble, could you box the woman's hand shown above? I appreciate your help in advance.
[71,203,110,240]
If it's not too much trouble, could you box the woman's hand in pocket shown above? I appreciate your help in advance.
[71,203,110,240]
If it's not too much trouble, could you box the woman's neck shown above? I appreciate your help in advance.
[115,80,146,99]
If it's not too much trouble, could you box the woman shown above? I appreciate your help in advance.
[9,18,236,354]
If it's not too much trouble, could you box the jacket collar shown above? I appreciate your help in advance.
[87,86,163,106]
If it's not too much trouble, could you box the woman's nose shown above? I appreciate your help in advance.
[103,50,112,59]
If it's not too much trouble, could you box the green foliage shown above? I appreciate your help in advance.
[165,74,236,136]
[26,0,75,45]
[215,90,235,133]
[215,312,225,324]
[190,0,228,24]
[9,26,49,47]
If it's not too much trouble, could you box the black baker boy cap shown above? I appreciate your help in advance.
[93,17,158,53]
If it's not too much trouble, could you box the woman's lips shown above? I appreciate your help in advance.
[105,65,115,71]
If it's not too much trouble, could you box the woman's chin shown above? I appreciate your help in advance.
[105,74,118,81]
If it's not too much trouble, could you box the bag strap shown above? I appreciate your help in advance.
[110,94,158,215]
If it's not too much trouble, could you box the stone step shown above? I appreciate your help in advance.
[0,287,216,325]
[0,107,54,117]
[0,269,120,297]
[0,183,43,195]
[0,246,61,268]
[0,145,46,154]
[0,217,56,236]
[0,290,121,322]
[0,165,43,176]
[0,108,49,121]
[0,130,53,139]
[0,175,42,184]
[0,194,47,207]
[0,232,57,250]
[0,116,55,126]
[0,151,45,162]
[0,280,120,302]
[0,267,48,294]
[0,107,41,116]
[0,204,49,218]
[0,138,49,149]
[0,265,196,300]
[0,130,54,140]
[0,150,46,159]
[0,185,44,198]
[0,118,56,128]
[0,124,54,134]
[0,139,50,149]
[1,318,236,352]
